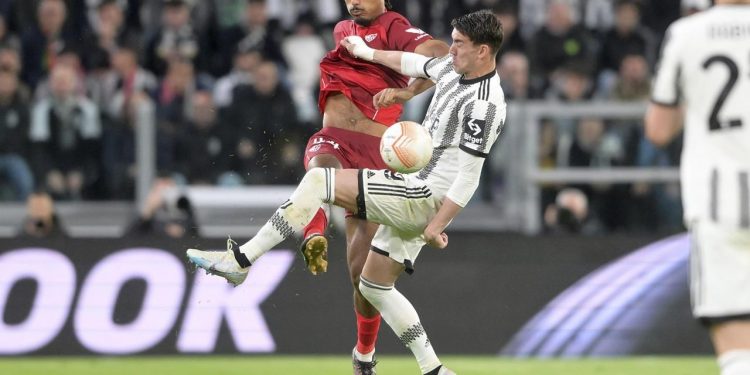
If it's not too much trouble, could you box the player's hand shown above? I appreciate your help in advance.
[422,229,448,249]
[340,36,375,61]
[374,88,415,108]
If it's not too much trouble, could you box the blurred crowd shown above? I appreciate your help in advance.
[0,0,708,234]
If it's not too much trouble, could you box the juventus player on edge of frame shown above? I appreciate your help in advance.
[645,1,750,374]
[187,10,505,375]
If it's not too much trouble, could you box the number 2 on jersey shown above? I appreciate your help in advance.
[702,54,746,131]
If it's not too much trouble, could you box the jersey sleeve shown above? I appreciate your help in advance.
[459,95,507,158]
[386,18,433,52]
[423,55,452,82]
[651,24,685,106]
[332,21,350,45]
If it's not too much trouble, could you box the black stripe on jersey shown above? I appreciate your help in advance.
[367,185,430,194]
[710,168,718,222]
[430,75,463,110]
[367,187,432,196]
[356,170,367,220]
[368,191,433,199]
[368,183,429,190]
[418,90,475,180]
[740,171,749,228]
[423,57,438,78]
[459,144,489,158]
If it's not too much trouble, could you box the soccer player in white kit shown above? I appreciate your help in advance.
[645,1,750,374]
[186,10,506,375]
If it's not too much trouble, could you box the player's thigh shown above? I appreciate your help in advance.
[361,248,405,286]
[711,320,750,355]
[333,169,360,214]
[307,153,343,169]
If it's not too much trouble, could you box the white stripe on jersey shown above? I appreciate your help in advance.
[651,5,750,229]
[414,56,506,199]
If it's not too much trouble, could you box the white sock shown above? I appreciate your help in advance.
[354,347,375,362]
[359,277,441,374]
[239,168,335,263]
[719,350,750,375]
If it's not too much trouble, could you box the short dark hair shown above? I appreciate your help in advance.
[451,10,503,56]
[385,0,393,10]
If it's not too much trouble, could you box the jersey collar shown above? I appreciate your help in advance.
[459,70,496,85]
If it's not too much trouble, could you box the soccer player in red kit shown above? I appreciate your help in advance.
[300,0,448,373]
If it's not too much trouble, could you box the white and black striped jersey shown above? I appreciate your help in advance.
[651,5,750,229]
[413,55,507,202]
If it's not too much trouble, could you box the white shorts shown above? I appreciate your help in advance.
[356,169,442,273]
[690,221,750,319]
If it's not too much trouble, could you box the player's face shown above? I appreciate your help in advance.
[344,0,386,26]
[449,29,480,76]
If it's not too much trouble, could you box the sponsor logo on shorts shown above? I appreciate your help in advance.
[311,137,340,149]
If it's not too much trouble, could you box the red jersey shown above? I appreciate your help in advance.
[319,11,433,126]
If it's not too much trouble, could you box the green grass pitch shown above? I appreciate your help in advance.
[0,356,716,375]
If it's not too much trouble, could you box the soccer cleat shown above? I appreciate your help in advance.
[437,367,456,375]
[186,238,249,286]
[299,233,328,275]
[351,348,377,375]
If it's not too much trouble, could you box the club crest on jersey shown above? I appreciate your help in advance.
[463,118,486,145]
[365,33,378,42]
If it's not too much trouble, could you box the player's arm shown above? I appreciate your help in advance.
[423,151,485,249]
[645,103,683,146]
[645,24,685,147]
[374,39,449,108]
[341,36,434,79]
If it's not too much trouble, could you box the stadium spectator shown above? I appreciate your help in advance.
[0,68,33,201]
[175,91,239,185]
[29,64,101,200]
[154,58,211,128]
[143,0,206,77]
[228,60,303,184]
[102,45,159,120]
[528,0,596,94]
[20,0,79,89]
[492,3,525,60]
[606,53,651,101]
[0,14,19,51]
[19,189,68,237]
[213,46,262,108]
[81,0,141,72]
[125,176,198,238]
[597,0,655,92]
[498,51,530,100]
[101,91,162,199]
[216,0,286,76]
[281,15,327,124]
[544,187,603,234]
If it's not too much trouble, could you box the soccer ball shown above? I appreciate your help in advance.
[380,121,433,173]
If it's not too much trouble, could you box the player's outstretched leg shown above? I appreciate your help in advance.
[186,168,337,284]
[359,275,454,375]
[186,238,249,286]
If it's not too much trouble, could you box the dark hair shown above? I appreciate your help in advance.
[451,10,504,56]
[385,0,393,10]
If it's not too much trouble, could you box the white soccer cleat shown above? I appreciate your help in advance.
[186,238,249,286]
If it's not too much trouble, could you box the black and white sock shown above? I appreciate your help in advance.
[239,168,335,263]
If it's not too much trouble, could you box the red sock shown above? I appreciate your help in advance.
[355,310,381,355]
[303,208,328,238]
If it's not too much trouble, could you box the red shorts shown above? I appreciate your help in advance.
[303,127,388,170]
